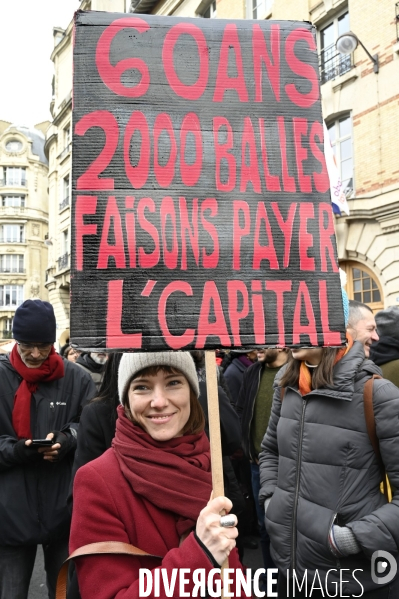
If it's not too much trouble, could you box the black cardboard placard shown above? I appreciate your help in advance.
[71,10,346,351]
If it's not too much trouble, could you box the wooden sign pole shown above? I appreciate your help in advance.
[205,350,228,598]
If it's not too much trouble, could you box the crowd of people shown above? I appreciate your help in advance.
[0,297,398,599]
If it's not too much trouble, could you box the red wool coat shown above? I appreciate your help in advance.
[70,448,249,599]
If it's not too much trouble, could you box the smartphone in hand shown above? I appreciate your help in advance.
[30,439,53,447]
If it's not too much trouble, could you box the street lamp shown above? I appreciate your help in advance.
[336,31,379,73]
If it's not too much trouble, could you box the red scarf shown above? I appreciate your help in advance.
[112,405,212,537]
[298,335,354,396]
[9,344,65,439]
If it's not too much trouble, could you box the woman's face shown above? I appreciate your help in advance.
[127,368,191,442]
[291,347,323,365]
[67,349,79,363]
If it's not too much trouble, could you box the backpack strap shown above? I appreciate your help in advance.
[363,374,390,501]
[56,541,162,599]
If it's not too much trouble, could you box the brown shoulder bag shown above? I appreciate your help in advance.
[56,541,162,599]
[363,374,391,502]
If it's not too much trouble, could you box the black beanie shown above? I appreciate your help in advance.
[12,300,56,343]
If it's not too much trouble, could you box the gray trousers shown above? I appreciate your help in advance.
[0,537,69,599]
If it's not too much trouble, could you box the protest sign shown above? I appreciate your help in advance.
[71,10,347,350]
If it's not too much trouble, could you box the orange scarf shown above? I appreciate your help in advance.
[298,335,354,396]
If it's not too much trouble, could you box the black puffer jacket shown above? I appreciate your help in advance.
[259,342,399,595]
[0,355,96,545]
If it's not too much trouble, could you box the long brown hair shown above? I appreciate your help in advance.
[279,348,341,390]
[123,365,205,435]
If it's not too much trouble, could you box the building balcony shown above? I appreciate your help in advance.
[319,45,353,84]
[0,179,27,188]
[57,252,69,271]
[59,196,70,212]
[0,205,25,214]
[0,239,25,244]
[0,268,25,274]
[57,143,71,162]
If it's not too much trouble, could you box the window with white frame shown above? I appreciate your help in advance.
[200,1,216,18]
[0,285,24,307]
[5,317,13,332]
[327,114,354,195]
[0,254,24,273]
[62,229,69,255]
[0,224,25,243]
[319,11,351,83]
[63,175,70,202]
[250,0,273,19]
[2,196,25,207]
[4,167,26,186]
[64,125,71,148]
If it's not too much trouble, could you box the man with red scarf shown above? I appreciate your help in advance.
[0,299,96,599]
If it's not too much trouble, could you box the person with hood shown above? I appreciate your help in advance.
[258,324,399,596]
[370,306,399,388]
[224,350,258,406]
[70,352,250,599]
[76,350,108,392]
[0,300,96,599]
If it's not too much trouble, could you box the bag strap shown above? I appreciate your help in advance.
[363,374,390,501]
[363,375,382,462]
[56,541,162,599]
[281,376,390,500]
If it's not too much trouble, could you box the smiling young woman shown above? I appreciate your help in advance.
[124,366,204,442]
[70,351,250,599]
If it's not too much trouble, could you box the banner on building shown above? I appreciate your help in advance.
[323,122,350,216]
[71,10,347,351]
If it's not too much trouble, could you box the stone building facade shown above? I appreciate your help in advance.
[0,121,49,341]
[47,0,399,347]
[45,0,127,347]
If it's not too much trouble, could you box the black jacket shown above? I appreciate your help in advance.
[235,360,264,461]
[198,381,241,456]
[197,381,244,516]
[224,358,249,406]
[0,355,96,545]
[259,343,399,595]
[70,400,116,497]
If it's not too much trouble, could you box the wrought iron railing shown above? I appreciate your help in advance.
[0,177,27,187]
[57,143,71,161]
[0,237,24,243]
[319,44,352,84]
[0,268,25,273]
[1,330,12,339]
[396,2,399,41]
[57,252,69,271]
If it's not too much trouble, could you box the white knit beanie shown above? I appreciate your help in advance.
[118,352,200,404]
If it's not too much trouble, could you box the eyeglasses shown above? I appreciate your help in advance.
[16,342,53,352]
